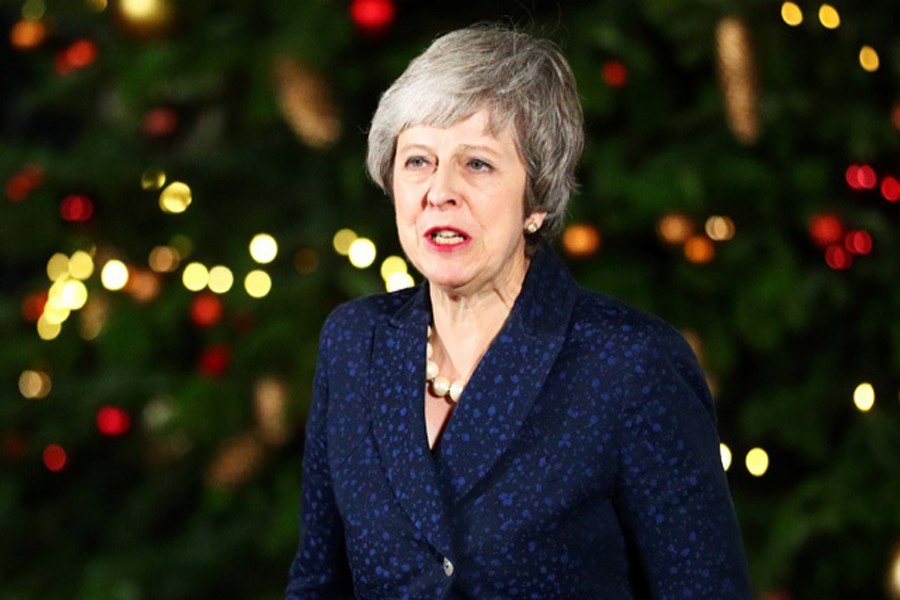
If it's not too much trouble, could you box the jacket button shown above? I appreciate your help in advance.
[442,557,454,577]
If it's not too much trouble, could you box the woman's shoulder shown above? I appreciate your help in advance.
[319,286,421,341]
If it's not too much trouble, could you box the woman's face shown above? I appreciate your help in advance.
[392,109,541,296]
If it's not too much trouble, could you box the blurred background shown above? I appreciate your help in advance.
[2,0,899,598]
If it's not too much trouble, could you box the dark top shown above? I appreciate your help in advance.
[286,242,753,599]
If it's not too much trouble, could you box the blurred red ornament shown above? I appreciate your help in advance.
[6,164,44,201]
[43,444,67,472]
[198,344,231,377]
[143,107,179,137]
[55,39,98,75]
[350,0,395,35]
[190,293,223,327]
[97,406,131,436]
[808,213,843,247]
[602,61,628,87]
[825,244,852,270]
[60,194,94,222]
[22,291,48,323]
[880,176,900,202]
[844,230,873,255]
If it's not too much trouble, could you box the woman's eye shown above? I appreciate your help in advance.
[404,156,429,168]
[467,158,492,172]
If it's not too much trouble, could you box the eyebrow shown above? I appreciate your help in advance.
[396,143,504,158]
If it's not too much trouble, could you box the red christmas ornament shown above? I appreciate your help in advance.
[97,406,131,436]
[43,444,67,472]
[602,60,628,87]
[143,107,179,137]
[6,164,43,201]
[190,293,223,328]
[60,194,94,222]
[350,0,395,35]
[198,344,231,377]
[22,291,48,323]
[808,213,843,247]
[880,175,900,202]
[825,244,852,270]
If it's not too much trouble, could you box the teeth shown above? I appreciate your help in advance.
[431,230,465,245]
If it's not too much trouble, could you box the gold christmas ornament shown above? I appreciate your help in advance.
[273,57,341,148]
[715,17,760,145]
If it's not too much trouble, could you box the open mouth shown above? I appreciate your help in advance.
[426,228,469,246]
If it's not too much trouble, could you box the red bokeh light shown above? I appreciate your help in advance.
[198,344,231,377]
[6,164,44,201]
[825,244,852,270]
[143,107,179,137]
[190,293,223,327]
[43,444,67,472]
[60,194,94,222]
[808,213,843,247]
[845,165,859,189]
[844,230,873,255]
[880,176,900,202]
[856,165,877,189]
[602,61,628,87]
[55,39,98,75]
[97,406,131,436]
[350,0,395,34]
[22,291,48,323]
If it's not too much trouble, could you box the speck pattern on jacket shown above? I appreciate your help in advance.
[286,242,753,599]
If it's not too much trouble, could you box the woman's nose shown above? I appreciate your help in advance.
[425,165,460,208]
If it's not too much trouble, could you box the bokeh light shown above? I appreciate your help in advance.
[255,377,290,446]
[140,168,166,190]
[350,0,395,35]
[18,370,51,399]
[809,213,843,247]
[854,382,875,412]
[22,291,47,323]
[207,265,234,294]
[148,245,180,273]
[720,443,732,471]
[781,2,802,26]
[190,293,223,327]
[47,253,69,282]
[348,238,377,268]
[10,19,47,50]
[97,406,131,436]
[22,0,47,20]
[562,224,602,257]
[101,260,129,291]
[859,46,880,72]
[36,315,61,340]
[126,269,161,303]
[159,181,192,214]
[602,61,627,87]
[657,213,695,244]
[43,444,67,471]
[380,255,408,281]
[386,271,415,292]
[182,262,209,292]
[68,250,94,280]
[78,296,109,341]
[825,244,852,270]
[60,194,94,222]
[249,233,278,264]
[244,270,272,298]
[705,216,736,241]
[745,447,769,476]
[818,4,840,29]
[333,228,357,255]
[684,235,715,264]
[60,280,88,310]
[881,176,900,202]
[844,230,873,255]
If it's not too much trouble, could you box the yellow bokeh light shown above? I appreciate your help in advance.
[37,315,61,340]
[249,233,278,264]
[333,228,358,256]
[859,46,880,72]
[781,2,802,26]
[745,447,769,477]
[47,253,69,282]
[148,245,181,273]
[141,168,166,190]
[42,296,71,325]
[159,181,192,214]
[101,260,129,291]
[657,214,695,245]
[182,262,209,292]
[380,255,408,281]
[889,546,900,599]
[348,238,377,269]
[562,224,602,257]
[18,370,51,399]
[853,382,875,412]
[386,271,415,292]
[720,443,733,471]
[818,4,840,29]
[68,251,94,280]
[120,0,162,20]
[60,280,88,310]
[208,265,234,294]
[245,270,272,298]
[705,216,736,241]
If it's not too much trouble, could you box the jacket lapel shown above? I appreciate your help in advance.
[434,243,579,505]
[369,286,455,556]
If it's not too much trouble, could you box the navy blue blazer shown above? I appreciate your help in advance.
[286,243,752,599]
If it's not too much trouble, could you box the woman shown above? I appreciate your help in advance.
[287,26,752,599]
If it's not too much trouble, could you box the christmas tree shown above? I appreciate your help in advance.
[2,1,899,598]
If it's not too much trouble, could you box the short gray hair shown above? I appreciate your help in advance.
[366,25,584,242]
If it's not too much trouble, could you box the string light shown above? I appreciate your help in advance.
[380,256,408,281]
[117,0,174,37]
[244,270,272,298]
[10,19,47,50]
[159,181,192,214]
[249,234,278,264]
[720,443,732,471]
[126,269,161,303]
[60,194,93,222]
[780,2,803,26]
[602,61,627,87]
[190,293,223,327]
[818,4,840,29]
[854,382,875,412]
[745,447,769,476]
[207,266,234,294]
[46,253,70,281]
[101,260,129,291]
[348,238,377,268]
[333,228,357,255]
[96,406,131,436]
[808,213,844,247]
[562,224,602,257]
[881,176,900,202]
[705,216,736,241]
[68,251,94,280]
[140,168,166,190]
[859,46,880,72]
[684,235,715,264]
[182,262,209,291]
[825,244,852,270]
[18,370,51,399]
[36,316,61,340]
[844,230,873,255]
[148,245,180,273]
[350,0,395,35]
[43,444,67,472]
[657,213,695,244]
[386,271,415,292]
[60,280,88,310]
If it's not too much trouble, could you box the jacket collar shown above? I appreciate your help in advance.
[369,242,578,555]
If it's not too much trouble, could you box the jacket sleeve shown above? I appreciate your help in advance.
[285,322,354,599]
[613,323,753,599]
